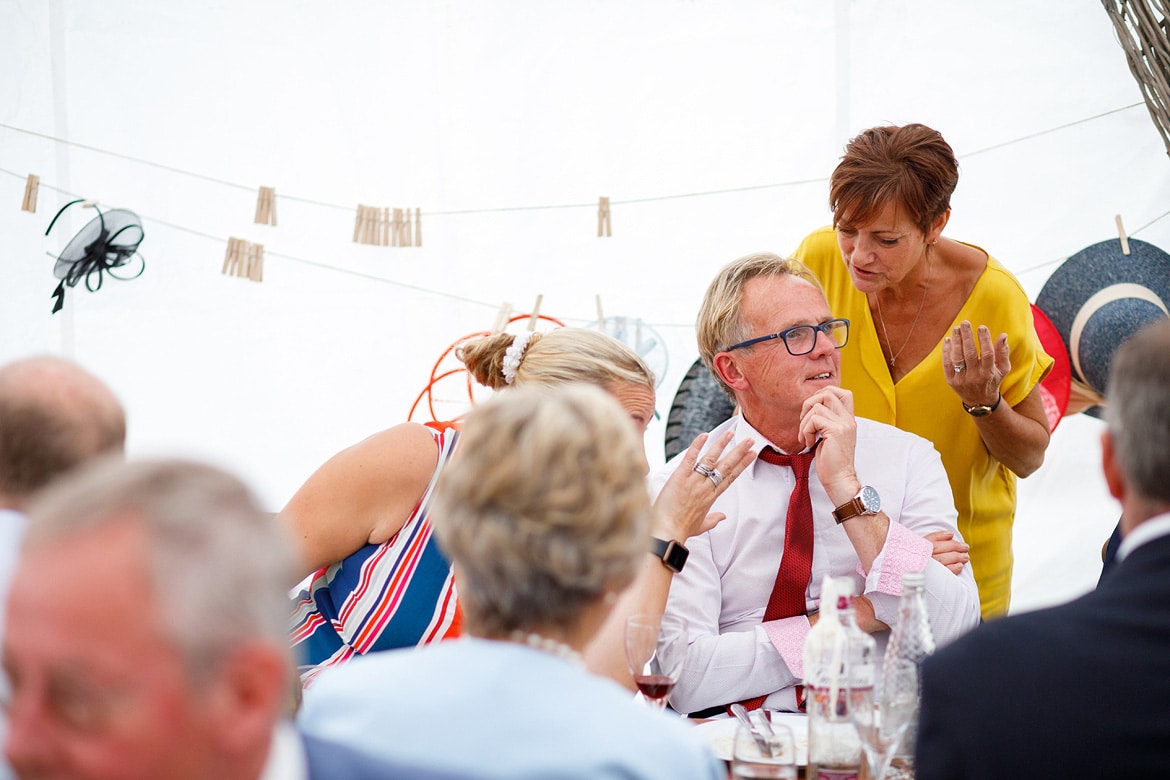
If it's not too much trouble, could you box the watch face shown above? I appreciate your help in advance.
[665,542,689,572]
[859,485,881,513]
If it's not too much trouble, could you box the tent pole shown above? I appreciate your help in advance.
[48,0,75,358]
[834,0,852,148]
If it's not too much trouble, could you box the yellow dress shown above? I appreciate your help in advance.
[794,227,1053,618]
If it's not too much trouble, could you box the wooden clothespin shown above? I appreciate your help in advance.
[1115,214,1131,256]
[392,208,404,247]
[527,295,543,331]
[368,206,380,246]
[598,196,611,237]
[247,242,265,282]
[595,294,606,331]
[491,302,513,334]
[222,238,243,276]
[254,186,277,226]
[21,174,39,213]
[223,238,264,282]
[414,208,422,247]
[353,205,367,243]
[380,206,390,247]
[369,206,382,246]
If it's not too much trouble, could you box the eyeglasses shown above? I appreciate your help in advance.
[724,318,850,356]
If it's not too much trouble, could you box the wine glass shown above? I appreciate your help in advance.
[731,719,797,779]
[850,659,918,780]
[624,613,688,710]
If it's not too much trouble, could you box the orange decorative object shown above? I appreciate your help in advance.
[407,313,566,425]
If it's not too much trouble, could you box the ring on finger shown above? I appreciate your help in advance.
[953,363,966,374]
[693,463,714,477]
[707,468,723,487]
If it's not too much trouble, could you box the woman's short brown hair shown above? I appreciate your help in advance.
[829,123,959,235]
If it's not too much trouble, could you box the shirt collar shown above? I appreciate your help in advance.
[259,721,308,780]
[733,414,817,480]
[1116,511,1170,562]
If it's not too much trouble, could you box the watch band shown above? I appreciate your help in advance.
[832,496,867,524]
[962,393,1003,417]
[832,485,880,524]
[649,537,689,573]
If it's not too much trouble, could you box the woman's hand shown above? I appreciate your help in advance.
[651,429,756,541]
[943,320,1009,408]
[942,320,1051,477]
[925,530,970,575]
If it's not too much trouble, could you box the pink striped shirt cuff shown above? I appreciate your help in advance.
[764,616,811,679]
[870,521,933,595]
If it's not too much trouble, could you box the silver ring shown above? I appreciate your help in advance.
[953,363,966,374]
[707,468,724,487]
[693,463,714,477]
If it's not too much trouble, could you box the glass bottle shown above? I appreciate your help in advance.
[804,577,874,780]
[882,570,935,780]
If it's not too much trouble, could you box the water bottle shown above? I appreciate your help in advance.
[882,570,935,780]
[804,576,874,780]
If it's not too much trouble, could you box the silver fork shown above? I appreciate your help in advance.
[753,707,776,738]
[729,702,773,757]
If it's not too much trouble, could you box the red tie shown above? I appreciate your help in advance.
[739,441,818,712]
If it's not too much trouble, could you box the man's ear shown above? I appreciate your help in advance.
[1101,430,1124,502]
[206,642,289,754]
[713,352,749,393]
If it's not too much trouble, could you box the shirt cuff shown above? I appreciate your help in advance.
[866,521,933,596]
[763,616,811,679]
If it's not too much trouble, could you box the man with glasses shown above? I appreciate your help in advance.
[657,252,980,716]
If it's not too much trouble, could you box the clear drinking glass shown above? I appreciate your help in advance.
[731,720,798,779]
[624,613,688,710]
[851,659,918,780]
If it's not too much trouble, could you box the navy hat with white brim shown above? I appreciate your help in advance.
[1036,237,1170,410]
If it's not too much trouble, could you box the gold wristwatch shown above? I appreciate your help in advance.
[962,393,1003,418]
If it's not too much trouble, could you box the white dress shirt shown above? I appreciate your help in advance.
[653,414,981,714]
[259,721,308,780]
[0,509,25,780]
[1116,511,1170,562]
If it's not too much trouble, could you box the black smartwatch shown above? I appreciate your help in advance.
[649,537,689,573]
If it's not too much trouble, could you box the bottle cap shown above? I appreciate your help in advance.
[833,576,857,597]
[902,570,925,588]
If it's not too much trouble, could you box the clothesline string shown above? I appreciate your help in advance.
[0,103,1143,215]
[5,163,1168,328]
[3,100,1166,327]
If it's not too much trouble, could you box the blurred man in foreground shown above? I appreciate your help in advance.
[2,457,446,779]
[0,356,126,779]
[0,354,126,592]
[917,320,1170,778]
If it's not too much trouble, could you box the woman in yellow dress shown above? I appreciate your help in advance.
[794,123,1053,618]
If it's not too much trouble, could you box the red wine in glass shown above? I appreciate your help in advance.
[634,673,676,701]
[625,614,688,710]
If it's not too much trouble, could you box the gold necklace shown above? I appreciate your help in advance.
[874,254,932,369]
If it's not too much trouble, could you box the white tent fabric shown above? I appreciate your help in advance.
[2,1,1164,614]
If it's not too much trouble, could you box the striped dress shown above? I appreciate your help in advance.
[290,426,462,686]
